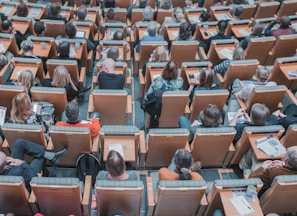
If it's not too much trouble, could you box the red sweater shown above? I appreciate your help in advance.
[55,118,101,137]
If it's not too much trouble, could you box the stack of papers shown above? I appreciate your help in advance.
[230,195,254,215]
[256,136,286,157]
[219,48,233,60]
[288,71,297,78]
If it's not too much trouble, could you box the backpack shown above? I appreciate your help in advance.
[76,153,102,185]
[31,101,57,133]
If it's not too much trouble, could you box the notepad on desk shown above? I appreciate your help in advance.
[238,28,250,36]
[219,48,233,60]
[230,195,254,215]
[256,135,286,157]
[288,71,297,78]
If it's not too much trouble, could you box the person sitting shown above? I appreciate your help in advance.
[134,5,153,27]
[56,101,101,137]
[230,6,244,20]
[107,47,120,61]
[76,5,98,37]
[264,16,296,38]
[179,104,223,142]
[1,19,29,48]
[160,7,185,35]
[0,53,9,71]
[15,3,28,17]
[43,2,67,23]
[34,21,46,37]
[127,0,148,20]
[135,21,165,53]
[0,139,67,190]
[96,58,125,89]
[174,21,193,41]
[238,23,265,50]
[97,150,139,180]
[159,149,203,180]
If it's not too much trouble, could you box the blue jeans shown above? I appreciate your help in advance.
[178,116,192,129]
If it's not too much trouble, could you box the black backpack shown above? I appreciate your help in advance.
[76,153,102,185]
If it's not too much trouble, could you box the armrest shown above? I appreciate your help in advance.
[216,73,225,89]
[28,191,39,214]
[198,47,208,61]
[139,130,146,167]
[79,67,86,86]
[88,94,94,116]
[284,89,297,106]
[146,176,155,216]
[184,104,191,118]
[235,93,247,110]
[82,175,92,216]
[92,75,98,89]
[47,138,54,151]
[127,95,132,116]
[224,143,235,166]
[197,194,208,216]
[139,72,145,98]
[92,135,99,154]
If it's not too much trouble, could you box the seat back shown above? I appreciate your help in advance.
[280,124,297,148]
[193,21,218,41]
[204,178,263,215]
[91,89,128,125]
[130,8,153,26]
[276,0,297,17]
[184,8,206,24]
[191,127,236,166]
[145,128,189,167]
[260,175,297,215]
[30,177,83,216]
[96,180,144,216]
[239,4,256,19]
[190,89,229,122]
[230,125,285,165]
[9,16,34,35]
[265,34,297,65]
[253,2,280,19]
[172,0,186,7]
[0,63,13,84]
[0,85,25,118]
[244,36,275,65]
[98,40,129,61]
[220,59,259,89]
[245,85,287,113]
[27,35,57,59]
[144,62,167,94]
[156,9,174,24]
[86,8,101,26]
[0,33,19,56]
[41,19,65,37]
[0,176,32,216]
[210,6,232,21]
[101,22,127,40]
[104,8,127,23]
[99,125,140,163]
[225,19,252,38]
[30,86,67,120]
[71,21,94,40]
[2,123,47,149]
[49,126,92,166]
[170,41,199,67]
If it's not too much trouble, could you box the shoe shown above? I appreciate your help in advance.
[51,147,68,165]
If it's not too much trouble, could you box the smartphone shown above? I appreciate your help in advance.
[204,32,208,36]
[189,74,194,79]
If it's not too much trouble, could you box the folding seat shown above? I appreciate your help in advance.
[99,125,140,164]
[0,62,13,84]
[244,36,275,65]
[100,22,128,40]
[0,33,19,56]
[253,2,280,19]
[225,19,252,39]
[210,6,232,21]
[88,89,132,125]
[216,59,259,89]
[191,127,237,167]
[95,180,144,215]
[96,39,131,62]
[72,20,99,41]
[41,19,65,37]
[103,7,127,23]
[9,16,34,35]
[184,8,207,24]
[0,176,34,216]
[276,0,297,17]
[30,176,91,216]
[129,8,154,26]
[147,172,207,216]
[27,36,58,59]
[280,124,297,148]
[162,22,181,43]
[139,128,190,167]
[172,0,186,7]
[30,86,68,120]
[170,40,200,67]
[238,4,256,19]
[260,175,297,215]
[86,8,101,26]
[203,178,263,215]
[133,22,161,45]
[156,8,174,24]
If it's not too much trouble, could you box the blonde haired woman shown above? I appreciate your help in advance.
[9,93,32,124]
[17,70,34,95]
[44,66,79,101]
[142,45,168,76]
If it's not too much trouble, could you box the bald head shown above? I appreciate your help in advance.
[287,146,297,169]
[101,58,115,73]
[0,152,6,173]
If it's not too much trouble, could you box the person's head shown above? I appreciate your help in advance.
[107,47,120,61]
[16,3,28,17]
[105,0,115,8]
[279,16,291,29]
[198,68,214,88]
[162,60,178,80]
[217,20,228,32]
[52,65,70,87]
[58,41,70,57]
[142,6,153,21]
[17,70,34,92]
[2,20,13,32]
[106,150,126,177]
[250,103,270,125]
[0,152,6,173]
[34,21,46,36]
[113,30,125,40]
[232,46,245,60]
[232,6,244,18]
[199,11,210,22]
[101,58,115,73]
[173,7,184,22]
[286,146,297,170]
[159,0,172,9]
[50,2,62,17]
[173,149,193,180]
[255,66,270,83]
[21,40,34,53]
[147,21,158,36]
[106,8,115,20]
[65,101,80,122]
[82,0,92,6]
[150,45,168,62]
[200,104,222,127]
[178,22,192,40]
[65,22,77,38]
[252,23,264,36]
[139,0,148,8]
[0,53,8,68]
[11,93,32,123]
[77,5,88,20]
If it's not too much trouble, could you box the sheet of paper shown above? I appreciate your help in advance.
[108,143,124,159]
[256,137,286,157]
[238,28,250,36]
[172,31,179,38]
[230,195,254,215]
[69,46,77,57]
[209,31,217,36]
[28,8,41,17]
[0,42,5,53]
[219,48,233,60]
[0,106,6,126]
[189,16,200,23]
[1,6,13,15]
[227,112,237,123]
[75,30,85,38]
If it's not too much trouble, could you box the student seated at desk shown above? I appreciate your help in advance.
[43,2,67,23]
[97,150,139,180]
[34,21,46,37]
[159,149,203,180]
[238,23,265,50]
